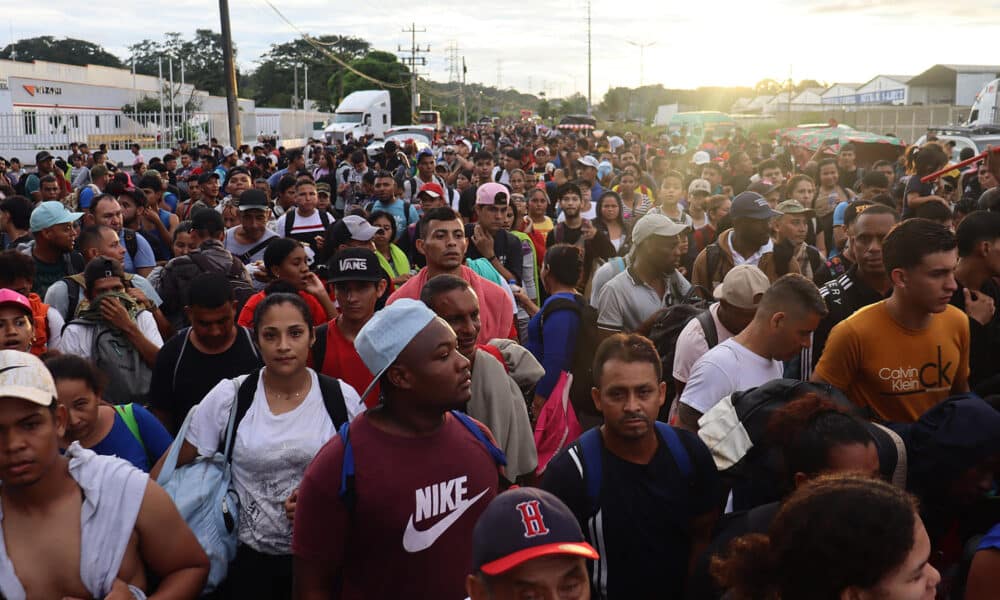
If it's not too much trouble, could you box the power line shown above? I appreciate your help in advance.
[446,41,461,83]
[258,0,408,89]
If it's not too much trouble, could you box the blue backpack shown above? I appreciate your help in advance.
[571,423,692,514]
[337,410,508,510]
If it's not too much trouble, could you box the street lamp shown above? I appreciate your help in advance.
[626,40,657,87]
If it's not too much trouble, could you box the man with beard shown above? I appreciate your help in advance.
[596,213,690,336]
[541,334,719,599]
[691,191,797,290]
[421,274,538,479]
[546,182,616,293]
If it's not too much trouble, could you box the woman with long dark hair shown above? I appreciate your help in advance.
[593,191,628,251]
[713,475,939,600]
[157,292,364,599]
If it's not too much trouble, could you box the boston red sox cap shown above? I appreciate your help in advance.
[471,487,598,576]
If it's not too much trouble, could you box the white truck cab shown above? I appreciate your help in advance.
[324,90,391,144]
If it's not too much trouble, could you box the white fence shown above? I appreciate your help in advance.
[0,110,332,156]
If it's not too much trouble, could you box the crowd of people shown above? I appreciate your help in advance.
[0,120,999,599]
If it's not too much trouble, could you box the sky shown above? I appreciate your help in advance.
[5,0,1000,100]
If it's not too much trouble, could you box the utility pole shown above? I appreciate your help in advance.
[586,0,592,115]
[446,42,461,83]
[626,40,656,87]
[461,57,468,125]
[219,0,243,148]
[219,0,241,147]
[398,23,429,124]
[157,57,165,142]
[180,60,186,137]
[304,64,309,112]
[168,57,175,145]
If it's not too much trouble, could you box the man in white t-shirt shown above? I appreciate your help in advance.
[676,273,827,431]
[274,179,329,252]
[672,265,770,404]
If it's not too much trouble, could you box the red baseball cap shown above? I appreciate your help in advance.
[417,182,445,199]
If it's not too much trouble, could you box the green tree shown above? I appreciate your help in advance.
[557,94,589,116]
[127,30,231,96]
[329,50,411,124]
[0,36,124,68]
[250,35,370,111]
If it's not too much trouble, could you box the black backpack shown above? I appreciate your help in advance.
[187,251,256,316]
[14,172,30,196]
[697,379,855,511]
[644,286,716,411]
[222,368,350,457]
[539,294,601,426]
[122,228,139,260]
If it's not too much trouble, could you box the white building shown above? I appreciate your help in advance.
[853,75,913,105]
[0,58,254,153]
[820,83,862,105]
[907,64,1000,106]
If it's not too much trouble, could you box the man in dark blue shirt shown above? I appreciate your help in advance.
[541,333,720,599]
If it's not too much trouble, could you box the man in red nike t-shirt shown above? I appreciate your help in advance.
[293,299,503,599]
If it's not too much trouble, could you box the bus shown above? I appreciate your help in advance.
[418,110,444,132]
[667,111,737,148]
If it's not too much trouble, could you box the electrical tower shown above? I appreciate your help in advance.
[398,23,429,123]
[446,42,461,83]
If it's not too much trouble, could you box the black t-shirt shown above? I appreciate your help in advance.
[541,427,719,599]
[807,264,887,370]
[545,223,617,290]
[838,166,861,191]
[950,279,1000,394]
[149,326,263,433]
[464,223,524,284]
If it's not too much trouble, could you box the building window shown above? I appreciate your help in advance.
[95,115,101,129]
[114,115,122,128]
[23,111,37,135]
[48,115,61,128]
[69,115,79,128]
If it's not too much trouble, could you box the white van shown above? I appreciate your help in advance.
[324,90,391,143]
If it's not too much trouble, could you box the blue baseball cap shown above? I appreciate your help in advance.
[355,298,438,402]
[730,191,782,220]
[472,487,598,575]
[29,201,83,233]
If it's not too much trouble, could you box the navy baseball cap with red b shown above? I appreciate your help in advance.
[471,487,598,575]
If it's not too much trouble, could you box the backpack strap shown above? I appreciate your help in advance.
[695,310,719,349]
[316,373,349,429]
[654,422,692,478]
[123,228,138,259]
[318,209,331,230]
[64,275,84,320]
[239,236,277,264]
[113,403,148,457]
[575,428,604,515]
[171,327,192,392]
[403,202,412,228]
[450,409,508,467]
[705,243,721,287]
[338,420,357,510]
[226,369,262,460]
[312,323,329,373]
[284,209,297,238]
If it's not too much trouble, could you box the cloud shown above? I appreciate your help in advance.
[6,0,998,98]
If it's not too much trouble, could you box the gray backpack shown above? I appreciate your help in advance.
[70,317,153,405]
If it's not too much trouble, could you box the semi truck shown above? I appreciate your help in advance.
[323,90,391,143]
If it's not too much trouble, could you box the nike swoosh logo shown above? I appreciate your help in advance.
[402,488,489,553]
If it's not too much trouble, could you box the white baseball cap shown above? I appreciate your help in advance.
[0,350,56,407]
[692,151,711,165]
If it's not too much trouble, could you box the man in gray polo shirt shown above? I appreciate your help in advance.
[596,213,690,335]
